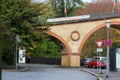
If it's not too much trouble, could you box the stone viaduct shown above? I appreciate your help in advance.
[42,15,120,67]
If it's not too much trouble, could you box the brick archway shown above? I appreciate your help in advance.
[42,18,120,67]
[78,21,120,54]
[46,31,72,54]
[45,31,72,66]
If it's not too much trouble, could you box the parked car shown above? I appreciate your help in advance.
[85,59,106,69]
[92,56,107,63]
[81,58,92,66]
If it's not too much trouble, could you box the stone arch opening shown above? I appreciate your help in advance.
[79,21,120,55]
[45,31,72,66]
[46,31,72,54]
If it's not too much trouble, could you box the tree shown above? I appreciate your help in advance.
[50,0,83,17]
[30,32,61,58]
[0,0,52,65]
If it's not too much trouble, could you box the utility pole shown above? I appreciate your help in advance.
[106,20,111,79]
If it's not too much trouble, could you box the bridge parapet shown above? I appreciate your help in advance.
[47,12,120,24]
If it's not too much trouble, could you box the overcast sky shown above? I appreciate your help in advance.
[32,0,92,3]
[82,0,91,2]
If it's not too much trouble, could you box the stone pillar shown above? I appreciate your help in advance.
[61,54,70,67]
[70,53,80,67]
[61,53,80,67]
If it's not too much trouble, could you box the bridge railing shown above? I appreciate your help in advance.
[47,11,120,24]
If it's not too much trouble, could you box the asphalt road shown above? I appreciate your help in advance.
[2,64,97,80]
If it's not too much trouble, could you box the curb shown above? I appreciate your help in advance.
[2,67,29,72]
[19,67,29,72]
[81,69,104,80]
[17,66,29,72]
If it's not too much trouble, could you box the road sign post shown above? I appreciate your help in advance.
[96,40,103,48]
[104,38,112,78]
[96,40,103,73]
[96,48,103,52]
[104,38,112,47]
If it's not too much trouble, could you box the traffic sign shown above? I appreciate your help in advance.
[96,48,103,52]
[104,38,112,47]
[96,40,103,48]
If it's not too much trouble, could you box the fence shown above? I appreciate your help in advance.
[28,57,61,65]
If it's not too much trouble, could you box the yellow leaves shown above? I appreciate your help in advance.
[115,30,120,34]
[26,52,31,57]
[28,46,35,51]
[113,39,120,43]
[33,45,37,49]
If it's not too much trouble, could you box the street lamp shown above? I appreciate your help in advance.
[106,20,111,78]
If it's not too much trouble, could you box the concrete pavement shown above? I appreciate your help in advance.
[2,64,97,80]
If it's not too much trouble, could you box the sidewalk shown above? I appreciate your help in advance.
[82,68,120,80]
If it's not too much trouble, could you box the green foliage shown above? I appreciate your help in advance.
[50,0,64,17]
[50,0,83,17]
[0,20,15,65]
[112,43,120,48]
[31,33,61,58]
[0,0,61,65]
[0,0,53,65]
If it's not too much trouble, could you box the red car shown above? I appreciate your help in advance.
[86,60,106,69]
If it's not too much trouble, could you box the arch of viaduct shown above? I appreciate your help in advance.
[45,18,120,67]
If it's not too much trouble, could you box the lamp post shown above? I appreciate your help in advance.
[106,20,111,78]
